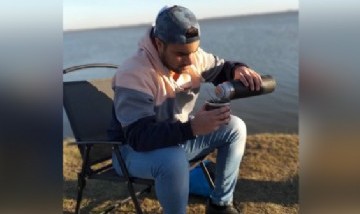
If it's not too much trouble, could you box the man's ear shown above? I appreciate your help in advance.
[154,37,164,50]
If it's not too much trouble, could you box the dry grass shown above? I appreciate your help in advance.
[63,133,299,213]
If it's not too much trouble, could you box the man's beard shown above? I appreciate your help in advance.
[159,53,184,74]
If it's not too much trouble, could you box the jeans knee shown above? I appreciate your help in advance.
[228,115,247,138]
[226,115,247,154]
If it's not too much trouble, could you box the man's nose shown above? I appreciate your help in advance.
[182,54,193,66]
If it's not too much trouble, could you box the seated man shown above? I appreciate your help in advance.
[109,5,262,214]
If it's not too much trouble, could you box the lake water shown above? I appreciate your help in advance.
[63,11,298,138]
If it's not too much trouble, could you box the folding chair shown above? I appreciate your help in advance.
[63,63,215,214]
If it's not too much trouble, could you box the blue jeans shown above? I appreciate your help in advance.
[112,115,246,214]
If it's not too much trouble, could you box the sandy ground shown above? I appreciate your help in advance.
[63,133,299,213]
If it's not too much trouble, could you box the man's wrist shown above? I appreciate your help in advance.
[232,62,248,79]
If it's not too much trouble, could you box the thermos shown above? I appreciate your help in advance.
[215,75,276,100]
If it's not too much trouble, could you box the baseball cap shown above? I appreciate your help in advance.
[154,5,200,44]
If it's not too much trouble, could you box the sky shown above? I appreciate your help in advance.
[63,0,298,31]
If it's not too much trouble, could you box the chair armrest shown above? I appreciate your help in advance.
[76,141,124,145]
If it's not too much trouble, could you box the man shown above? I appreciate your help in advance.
[110,5,262,214]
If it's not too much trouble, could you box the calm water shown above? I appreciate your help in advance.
[63,11,298,138]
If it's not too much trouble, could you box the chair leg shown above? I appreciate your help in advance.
[113,146,144,214]
[200,161,215,189]
[127,181,143,214]
[75,173,86,214]
[75,145,91,214]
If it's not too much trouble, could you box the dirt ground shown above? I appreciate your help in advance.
[63,133,299,213]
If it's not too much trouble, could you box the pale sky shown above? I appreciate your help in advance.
[63,0,298,31]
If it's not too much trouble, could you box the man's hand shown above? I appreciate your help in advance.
[234,66,262,91]
[190,105,231,136]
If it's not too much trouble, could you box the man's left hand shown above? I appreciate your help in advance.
[234,66,262,91]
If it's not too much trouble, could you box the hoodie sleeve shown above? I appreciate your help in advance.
[196,48,248,85]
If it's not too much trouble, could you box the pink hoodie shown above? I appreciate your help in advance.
[113,27,225,125]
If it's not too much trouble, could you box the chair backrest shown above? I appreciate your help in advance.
[64,79,113,140]
[63,78,115,164]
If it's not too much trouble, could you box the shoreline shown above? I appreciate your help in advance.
[63,10,298,33]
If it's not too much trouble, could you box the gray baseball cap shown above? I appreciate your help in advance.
[154,5,200,44]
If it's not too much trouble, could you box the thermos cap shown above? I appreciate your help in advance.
[215,81,235,99]
[214,75,276,100]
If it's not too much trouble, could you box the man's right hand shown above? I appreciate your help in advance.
[190,104,231,136]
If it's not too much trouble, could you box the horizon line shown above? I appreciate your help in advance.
[64,9,298,33]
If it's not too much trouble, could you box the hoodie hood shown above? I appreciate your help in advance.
[137,27,170,77]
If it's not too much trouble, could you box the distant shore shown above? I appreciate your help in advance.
[63,10,298,33]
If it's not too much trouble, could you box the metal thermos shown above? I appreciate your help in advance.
[215,75,276,100]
